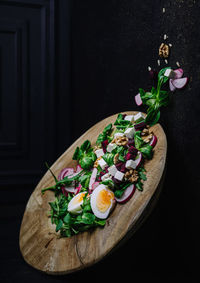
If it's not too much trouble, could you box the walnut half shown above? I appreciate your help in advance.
[112,136,128,146]
[141,128,153,143]
[124,169,139,183]
[159,43,169,58]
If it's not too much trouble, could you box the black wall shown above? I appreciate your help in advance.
[1,0,200,282]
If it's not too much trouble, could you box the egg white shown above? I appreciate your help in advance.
[67,192,87,214]
[90,184,115,219]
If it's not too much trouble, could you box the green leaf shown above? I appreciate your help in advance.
[56,219,63,232]
[72,147,81,160]
[102,153,115,166]
[45,162,58,183]
[114,114,130,127]
[158,67,171,83]
[134,131,143,149]
[79,171,92,188]
[139,144,153,159]
[101,179,114,188]
[136,181,143,191]
[81,212,96,225]
[80,140,91,152]
[146,98,156,107]
[96,123,113,145]
[63,213,71,224]
[80,156,94,170]
[145,107,160,126]
[95,219,106,226]
[139,171,147,181]
[114,182,132,198]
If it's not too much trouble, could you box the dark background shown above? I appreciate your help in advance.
[1,0,200,282]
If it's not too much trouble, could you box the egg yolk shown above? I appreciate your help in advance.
[73,192,86,205]
[96,189,114,213]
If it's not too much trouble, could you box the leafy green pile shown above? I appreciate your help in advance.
[49,194,106,237]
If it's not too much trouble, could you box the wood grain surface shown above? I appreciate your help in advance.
[19,111,167,275]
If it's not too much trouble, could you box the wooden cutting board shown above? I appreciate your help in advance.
[19,111,167,275]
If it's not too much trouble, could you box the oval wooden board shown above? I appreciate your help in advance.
[19,111,167,275]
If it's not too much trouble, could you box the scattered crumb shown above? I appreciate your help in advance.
[157,59,160,66]
[169,43,172,47]
[164,34,168,40]
[162,7,165,13]
[148,66,151,71]
[164,59,168,64]
[176,61,181,67]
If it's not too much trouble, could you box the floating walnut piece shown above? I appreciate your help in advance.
[159,43,169,58]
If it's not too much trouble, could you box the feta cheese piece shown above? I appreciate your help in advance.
[164,68,176,79]
[124,115,134,123]
[124,127,135,139]
[114,132,124,138]
[95,148,104,158]
[107,143,117,153]
[101,173,112,181]
[114,170,124,181]
[98,158,107,170]
[125,159,137,170]
[134,112,145,123]
[108,165,117,176]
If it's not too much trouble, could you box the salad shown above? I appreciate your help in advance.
[41,113,157,237]
[41,67,188,238]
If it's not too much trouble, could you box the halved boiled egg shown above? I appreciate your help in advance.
[68,192,87,214]
[90,184,115,219]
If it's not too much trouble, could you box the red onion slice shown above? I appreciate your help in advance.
[135,151,142,168]
[135,93,143,106]
[150,135,157,147]
[174,68,184,79]
[115,184,136,203]
[169,79,176,92]
[58,167,74,181]
[171,77,189,89]
[89,168,98,193]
